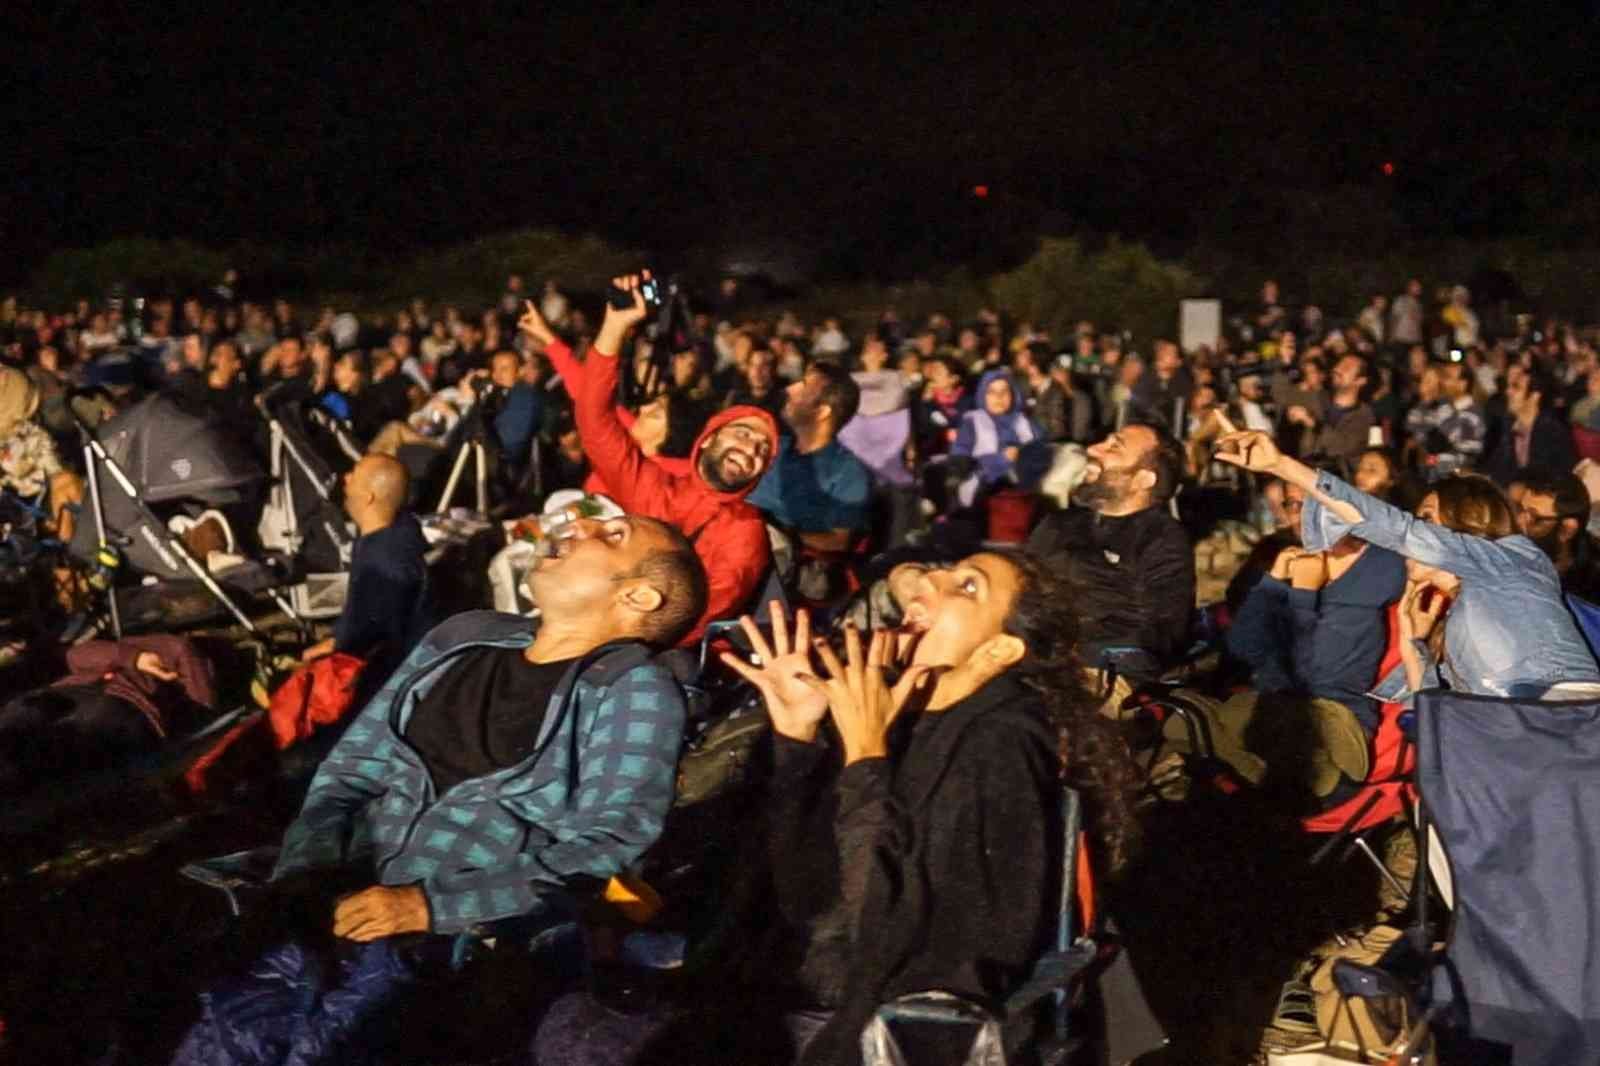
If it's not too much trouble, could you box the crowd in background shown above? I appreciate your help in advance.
[6,263,1600,1064]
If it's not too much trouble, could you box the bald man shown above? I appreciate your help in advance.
[302,455,432,698]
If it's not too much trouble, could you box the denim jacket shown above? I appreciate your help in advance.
[1302,471,1599,704]
[273,611,686,935]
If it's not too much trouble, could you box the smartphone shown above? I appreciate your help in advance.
[607,275,662,312]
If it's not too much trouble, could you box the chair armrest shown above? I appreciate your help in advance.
[1003,938,1099,1018]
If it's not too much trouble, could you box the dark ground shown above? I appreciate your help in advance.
[0,740,1388,1066]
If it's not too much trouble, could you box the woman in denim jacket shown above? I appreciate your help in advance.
[1216,425,1600,704]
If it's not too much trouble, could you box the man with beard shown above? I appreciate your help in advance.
[1481,366,1576,489]
[1516,471,1600,603]
[554,274,779,642]
[1026,422,1194,675]
[747,360,872,552]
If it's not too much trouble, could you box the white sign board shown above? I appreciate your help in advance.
[1180,299,1222,353]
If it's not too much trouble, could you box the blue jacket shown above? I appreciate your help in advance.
[1303,471,1600,704]
[493,384,542,460]
[273,611,687,935]
[952,369,1051,488]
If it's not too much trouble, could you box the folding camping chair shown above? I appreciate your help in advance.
[255,395,357,619]
[860,788,1113,1066]
[1407,686,1600,1065]
[1564,592,1600,664]
[1302,604,1418,906]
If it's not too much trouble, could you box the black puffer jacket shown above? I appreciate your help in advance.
[1026,504,1194,666]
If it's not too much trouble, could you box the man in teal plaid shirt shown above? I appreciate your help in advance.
[175,514,705,1065]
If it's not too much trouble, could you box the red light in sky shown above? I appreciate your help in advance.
[972,184,989,198]
[1381,161,1395,176]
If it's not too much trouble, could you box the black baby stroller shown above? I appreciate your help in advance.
[67,392,305,637]
[254,390,359,619]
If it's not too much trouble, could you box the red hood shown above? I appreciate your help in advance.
[691,404,780,501]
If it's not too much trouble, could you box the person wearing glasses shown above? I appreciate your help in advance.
[1515,472,1600,603]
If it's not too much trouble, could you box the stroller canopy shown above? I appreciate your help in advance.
[93,393,263,503]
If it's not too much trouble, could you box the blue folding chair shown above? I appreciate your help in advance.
[1564,592,1600,665]
[1402,687,1600,1065]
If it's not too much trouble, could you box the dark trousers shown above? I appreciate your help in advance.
[0,686,156,794]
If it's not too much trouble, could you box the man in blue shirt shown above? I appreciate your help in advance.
[471,349,542,462]
[748,361,872,552]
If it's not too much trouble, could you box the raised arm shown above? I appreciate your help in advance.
[521,300,584,393]
[569,275,674,517]
[1215,425,1538,583]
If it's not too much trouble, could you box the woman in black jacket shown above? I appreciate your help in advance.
[719,551,1140,1065]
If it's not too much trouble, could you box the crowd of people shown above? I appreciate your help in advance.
[4,264,1600,1064]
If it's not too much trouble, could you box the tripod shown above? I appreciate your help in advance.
[436,397,497,514]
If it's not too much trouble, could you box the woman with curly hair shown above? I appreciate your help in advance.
[720,550,1140,1066]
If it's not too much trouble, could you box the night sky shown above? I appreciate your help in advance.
[8,2,1600,286]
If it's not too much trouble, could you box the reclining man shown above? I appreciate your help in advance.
[520,275,779,642]
[173,513,706,1066]
[1026,422,1194,683]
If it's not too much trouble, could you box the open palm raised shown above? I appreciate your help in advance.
[720,601,830,743]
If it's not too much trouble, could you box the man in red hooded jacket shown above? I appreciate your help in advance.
[519,275,778,642]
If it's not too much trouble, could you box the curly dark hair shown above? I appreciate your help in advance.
[990,549,1142,878]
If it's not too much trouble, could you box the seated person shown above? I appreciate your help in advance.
[521,280,779,642]
[0,365,83,542]
[949,368,1051,506]
[716,552,1140,1066]
[469,349,543,467]
[1217,428,1600,703]
[915,354,970,458]
[171,340,253,427]
[0,636,214,794]
[255,335,316,397]
[1515,471,1600,603]
[834,338,915,502]
[175,514,706,1065]
[298,455,432,701]
[748,360,873,553]
[1026,423,1194,675]
[1226,512,1406,734]
[724,344,785,420]
[315,350,389,445]
[1352,446,1401,502]
[1481,366,1575,488]
[364,347,425,437]
[1303,354,1377,470]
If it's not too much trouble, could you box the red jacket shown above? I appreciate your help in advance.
[544,338,693,494]
[574,342,777,642]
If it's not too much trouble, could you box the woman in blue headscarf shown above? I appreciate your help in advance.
[950,369,1051,506]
